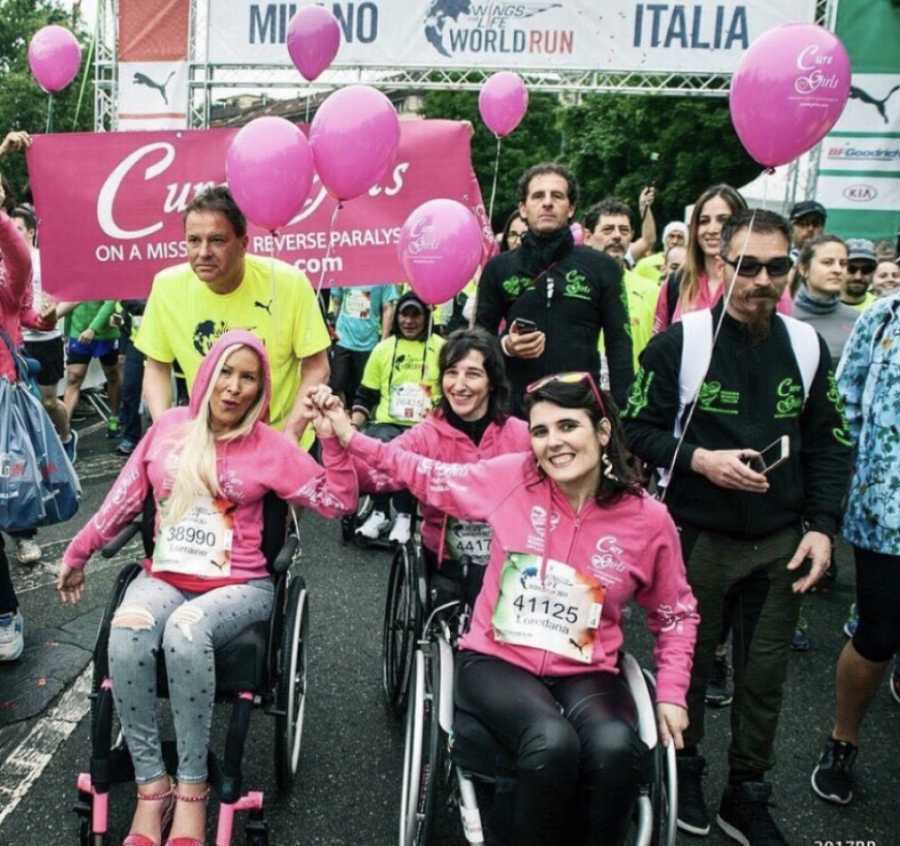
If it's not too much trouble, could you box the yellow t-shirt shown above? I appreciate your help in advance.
[599,269,659,370]
[135,254,330,442]
[359,334,445,426]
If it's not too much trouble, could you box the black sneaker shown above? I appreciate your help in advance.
[717,781,787,846]
[676,754,711,836]
[811,737,857,805]
[706,652,733,707]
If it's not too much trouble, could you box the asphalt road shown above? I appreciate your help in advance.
[0,416,896,846]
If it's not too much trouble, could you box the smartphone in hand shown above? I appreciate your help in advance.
[748,436,790,475]
[511,317,539,334]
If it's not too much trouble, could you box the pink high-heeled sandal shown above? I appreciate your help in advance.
[164,787,210,846]
[122,782,175,846]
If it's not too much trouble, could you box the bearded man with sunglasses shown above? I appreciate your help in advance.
[622,209,852,846]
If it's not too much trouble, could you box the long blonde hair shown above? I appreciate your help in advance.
[679,184,746,312]
[162,343,266,525]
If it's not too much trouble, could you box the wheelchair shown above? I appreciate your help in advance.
[72,492,308,846]
[398,594,679,846]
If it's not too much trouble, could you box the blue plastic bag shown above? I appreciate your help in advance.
[0,379,48,531]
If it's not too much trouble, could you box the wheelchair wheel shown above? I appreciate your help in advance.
[382,544,420,716]
[275,575,309,793]
[643,671,677,846]
[399,646,444,846]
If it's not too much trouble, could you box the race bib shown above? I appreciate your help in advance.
[343,288,371,320]
[152,495,234,579]
[445,519,492,566]
[491,553,605,663]
[389,382,431,422]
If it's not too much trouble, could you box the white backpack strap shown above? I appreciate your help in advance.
[675,309,714,436]
[778,314,820,401]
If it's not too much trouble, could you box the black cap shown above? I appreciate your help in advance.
[789,200,827,223]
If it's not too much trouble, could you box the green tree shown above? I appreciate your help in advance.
[420,88,563,230]
[0,0,95,205]
[560,93,760,234]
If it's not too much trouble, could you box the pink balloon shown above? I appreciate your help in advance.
[570,222,585,245]
[28,25,82,93]
[309,85,400,202]
[226,117,314,231]
[399,200,483,305]
[287,7,341,82]
[729,23,850,168]
[478,72,529,137]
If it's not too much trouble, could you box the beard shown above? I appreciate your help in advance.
[741,287,779,342]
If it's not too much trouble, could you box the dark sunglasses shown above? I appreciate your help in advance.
[722,256,792,279]
[847,263,876,275]
[526,371,607,418]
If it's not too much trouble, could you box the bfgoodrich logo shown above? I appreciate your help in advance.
[842,184,878,202]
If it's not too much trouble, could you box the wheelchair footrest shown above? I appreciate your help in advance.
[215,791,264,846]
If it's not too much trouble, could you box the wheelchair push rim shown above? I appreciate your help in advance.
[275,575,309,792]
[382,544,420,716]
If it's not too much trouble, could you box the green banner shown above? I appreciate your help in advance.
[819,0,900,242]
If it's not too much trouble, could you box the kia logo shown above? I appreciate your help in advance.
[842,184,878,202]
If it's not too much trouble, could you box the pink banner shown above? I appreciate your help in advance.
[27,120,492,300]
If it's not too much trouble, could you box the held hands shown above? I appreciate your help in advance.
[786,531,832,594]
[503,325,546,360]
[56,564,85,605]
[690,448,769,494]
[656,703,687,749]
[303,384,354,445]
[0,131,32,157]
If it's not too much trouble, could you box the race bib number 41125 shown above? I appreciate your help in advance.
[492,553,605,663]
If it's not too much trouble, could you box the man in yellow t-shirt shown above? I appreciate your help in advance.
[136,186,330,446]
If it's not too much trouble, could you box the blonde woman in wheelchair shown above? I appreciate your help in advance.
[57,330,357,846]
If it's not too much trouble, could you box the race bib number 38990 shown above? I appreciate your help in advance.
[152,495,234,579]
[492,553,605,663]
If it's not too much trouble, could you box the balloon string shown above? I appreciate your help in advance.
[268,228,279,338]
[315,201,342,317]
[45,94,53,134]
[487,135,502,225]
[658,210,758,502]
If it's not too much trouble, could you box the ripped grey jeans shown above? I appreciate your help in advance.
[107,570,274,784]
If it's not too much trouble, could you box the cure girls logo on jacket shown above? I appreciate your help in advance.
[589,535,626,586]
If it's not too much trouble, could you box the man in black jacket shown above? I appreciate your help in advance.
[476,163,633,415]
[623,209,852,846]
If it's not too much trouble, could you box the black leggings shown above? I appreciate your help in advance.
[365,422,414,515]
[0,535,16,614]
[455,650,644,846]
[852,545,900,662]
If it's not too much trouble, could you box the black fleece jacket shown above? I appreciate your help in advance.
[475,226,633,413]
[622,303,853,539]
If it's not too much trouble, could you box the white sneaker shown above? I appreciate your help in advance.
[0,611,24,662]
[389,513,412,546]
[356,510,390,540]
[15,538,42,565]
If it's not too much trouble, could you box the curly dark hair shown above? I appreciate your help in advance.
[523,378,643,505]
[438,327,511,423]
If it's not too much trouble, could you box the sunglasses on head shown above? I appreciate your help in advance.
[722,256,792,279]
[525,371,607,418]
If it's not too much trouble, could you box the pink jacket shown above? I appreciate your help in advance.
[654,272,793,334]
[64,331,358,584]
[354,410,531,556]
[347,434,699,707]
[0,211,32,380]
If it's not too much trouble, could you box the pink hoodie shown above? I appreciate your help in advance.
[64,331,358,586]
[0,211,33,381]
[353,410,531,557]
[347,434,699,707]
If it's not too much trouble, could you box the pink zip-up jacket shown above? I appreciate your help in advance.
[347,433,699,706]
[354,410,531,557]
[64,331,358,585]
[0,211,32,380]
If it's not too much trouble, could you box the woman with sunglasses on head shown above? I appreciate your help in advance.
[311,372,698,846]
[654,184,793,334]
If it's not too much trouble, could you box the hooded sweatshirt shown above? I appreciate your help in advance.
[346,433,699,707]
[64,330,358,589]
[353,409,531,557]
[0,211,33,381]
